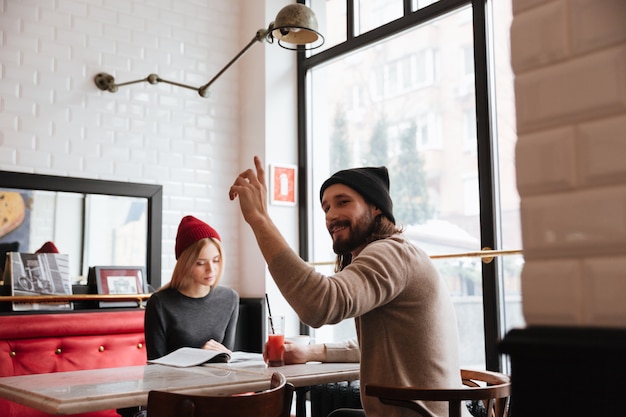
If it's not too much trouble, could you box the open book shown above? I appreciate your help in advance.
[147,347,231,367]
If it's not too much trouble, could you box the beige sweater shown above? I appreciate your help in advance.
[268,234,461,417]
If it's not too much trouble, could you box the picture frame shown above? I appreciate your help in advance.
[93,265,147,308]
[269,164,297,206]
[7,252,73,311]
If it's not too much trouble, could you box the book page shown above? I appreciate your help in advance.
[147,347,230,367]
[227,351,266,368]
[229,351,264,363]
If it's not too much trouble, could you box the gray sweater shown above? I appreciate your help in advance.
[268,234,461,417]
[144,286,239,360]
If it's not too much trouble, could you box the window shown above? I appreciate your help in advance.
[463,108,477,151]
[462,44,474,76]
[463,175,479,216]
[310,0,347,51]
[298,0,521,372]
[415,112,442,150]
[358,0,403,35]
[413,0,441,10]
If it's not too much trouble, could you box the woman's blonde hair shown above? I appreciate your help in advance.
[161,238,225,291]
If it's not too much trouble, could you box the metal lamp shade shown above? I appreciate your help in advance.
[271,3,321,45]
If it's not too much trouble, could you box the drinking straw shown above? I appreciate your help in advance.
[265,293,275,334]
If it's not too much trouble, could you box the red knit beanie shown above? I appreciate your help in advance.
[35,241,60,254]
[175,216,221,260]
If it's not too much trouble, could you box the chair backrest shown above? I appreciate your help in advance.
[365,368,511,417]
[146,372,295,417]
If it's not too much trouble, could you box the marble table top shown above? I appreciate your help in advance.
[204,358,361,386]
[0,356,360,415]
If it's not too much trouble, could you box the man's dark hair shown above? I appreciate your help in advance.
[334,215,403,272]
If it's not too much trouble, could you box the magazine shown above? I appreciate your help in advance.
[147,347,231,367]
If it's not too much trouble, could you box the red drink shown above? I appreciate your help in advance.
[267,334,285,367]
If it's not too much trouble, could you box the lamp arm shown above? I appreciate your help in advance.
[155,77,200,92]
[113,77,151,88]
[94,23,274,97]
[94,29,267,98]
[95,73,200,92]
[198,29,267,97]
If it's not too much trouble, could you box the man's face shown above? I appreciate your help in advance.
[321,183,381,256]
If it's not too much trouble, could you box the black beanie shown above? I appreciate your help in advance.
[319,166,396,224]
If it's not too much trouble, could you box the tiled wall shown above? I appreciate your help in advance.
[0,0,244,288]
[511,0,626,327]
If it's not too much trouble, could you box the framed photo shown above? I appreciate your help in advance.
[269,164,297,206]
[8,252,73,312]
[94,266,147,308]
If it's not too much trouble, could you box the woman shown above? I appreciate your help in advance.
[144,215,239,360]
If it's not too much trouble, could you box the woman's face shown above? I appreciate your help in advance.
[189,241,221,288]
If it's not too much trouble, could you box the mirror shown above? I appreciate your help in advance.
[0,171,162,288]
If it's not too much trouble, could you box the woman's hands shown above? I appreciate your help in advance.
[202,339,232,354]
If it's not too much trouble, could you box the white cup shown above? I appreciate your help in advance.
[285,335,311,345]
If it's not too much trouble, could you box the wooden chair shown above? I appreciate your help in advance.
[146,372,295,417]
[365,368,511,417]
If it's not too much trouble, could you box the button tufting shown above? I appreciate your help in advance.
[99,346,105,352]
[137,343,143,349]
[55,348,62,354]
[10,351,16,357]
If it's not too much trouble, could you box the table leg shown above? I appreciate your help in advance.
[295,386,310,417]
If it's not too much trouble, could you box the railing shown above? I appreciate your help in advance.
[308,248,523,267]
[0,293,152,308]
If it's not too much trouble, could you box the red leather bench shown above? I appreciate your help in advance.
[0,310,146,417]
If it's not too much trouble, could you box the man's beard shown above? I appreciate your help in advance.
[331,210,376,255]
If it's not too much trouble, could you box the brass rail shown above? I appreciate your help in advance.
[430,248,523,263]
[308,248,523,267]
[0,293,152,307]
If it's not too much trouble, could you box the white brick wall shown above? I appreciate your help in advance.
[512,0,626,326]
[0,0,244,288]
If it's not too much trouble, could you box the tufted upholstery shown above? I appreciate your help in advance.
[0,310,147,417]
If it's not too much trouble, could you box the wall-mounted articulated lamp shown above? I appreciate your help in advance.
[94,4,324,98]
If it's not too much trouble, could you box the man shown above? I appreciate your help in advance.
[229,156,461,417]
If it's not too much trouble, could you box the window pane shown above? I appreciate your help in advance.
[412,0,442,12]
[307,5,486,367]
[357,0,403,35]
[310,0,347,53]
